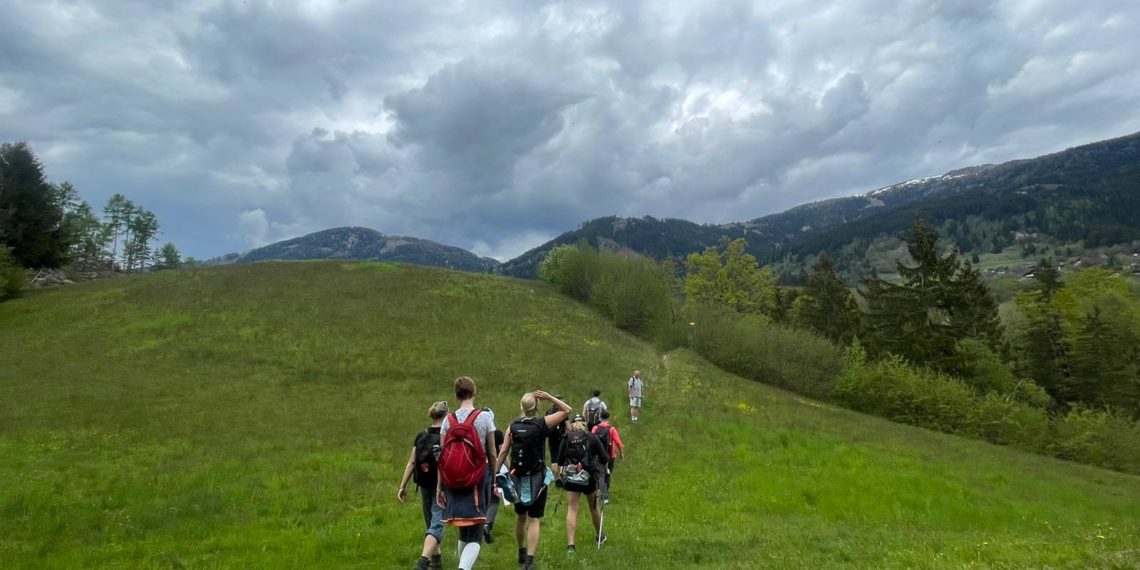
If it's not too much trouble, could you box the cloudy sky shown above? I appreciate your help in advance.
[3,0,1139,260]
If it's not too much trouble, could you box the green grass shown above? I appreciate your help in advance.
[1,262,1139,568]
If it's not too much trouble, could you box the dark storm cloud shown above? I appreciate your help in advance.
[3,0,1140,260]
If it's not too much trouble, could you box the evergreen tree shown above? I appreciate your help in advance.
[862,220,1002,372]
[158,242,181,270]
[796,252,860,343]
[124,209,159,271]
[0,143,70,267]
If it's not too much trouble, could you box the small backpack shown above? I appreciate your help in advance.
[561,431,593,485]
[438,410,487,490]
[584,399,603,427]
[592,425,612,459]
[412,429,441,488]
[509,417,546,476]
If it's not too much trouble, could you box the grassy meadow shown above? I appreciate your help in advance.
[1,262,1139,568]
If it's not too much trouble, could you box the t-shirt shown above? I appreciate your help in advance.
[628,376,644,398]
[441,407,497,459]
[583,397,608,413]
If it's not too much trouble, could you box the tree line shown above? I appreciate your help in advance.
[1,142,182,301]
[538,220,1140,474]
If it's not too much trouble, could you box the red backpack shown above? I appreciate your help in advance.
[438,409,487,489]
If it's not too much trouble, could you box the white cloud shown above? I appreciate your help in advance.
[236,208,270,248]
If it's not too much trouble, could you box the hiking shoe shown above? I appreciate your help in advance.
[603,498,610,505]
[597,533,608,547]
[567,545,576,556]
[414,557,430,570]
[518,548,527,564]
[429,555,442,570]
[483,524,494,544]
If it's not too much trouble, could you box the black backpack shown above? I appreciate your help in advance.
[563,430,592,468]
[412,429,441,489]
[593,425,612,459]
[509,417,546,476]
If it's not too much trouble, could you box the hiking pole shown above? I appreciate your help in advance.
[596,480,606,550]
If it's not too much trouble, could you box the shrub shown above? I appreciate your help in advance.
[683,305,844,399]
[538,243,598,301]
[1051,405,1140,473]
[966,393,1050,452]
[0,246,24,302]
[834,356,975,434]
[589,253,673,335]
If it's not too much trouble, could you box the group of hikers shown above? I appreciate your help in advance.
[397,370,647,570]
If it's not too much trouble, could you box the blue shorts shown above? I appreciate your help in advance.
[419,486,444,541]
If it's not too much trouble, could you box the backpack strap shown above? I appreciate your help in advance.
[464,408,482,425]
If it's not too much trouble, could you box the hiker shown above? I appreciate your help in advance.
[628,370,644,423]
[399,401,448,570]
[483,429,505,544]
[494,391,571,570]
[582,389,608,431]
[590,410,624,505]
[557,415,609,555]
[546,395,569,468]
[437,377,498,570]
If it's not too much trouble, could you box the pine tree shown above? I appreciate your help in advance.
[862,220,1003,372]
[797,252,860,343]
[103,194,133,270]
[158,242,181,270]
[0,143,70,267]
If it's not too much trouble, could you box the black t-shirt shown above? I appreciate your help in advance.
[547,419,567,464]
[509,417,551,475]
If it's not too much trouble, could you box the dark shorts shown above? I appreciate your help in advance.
[563,479,597,495]
[513,484,548,518]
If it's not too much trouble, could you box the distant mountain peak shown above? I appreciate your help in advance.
[237,226,500,273]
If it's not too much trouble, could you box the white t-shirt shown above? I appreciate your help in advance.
[441,407,497,454]
[628,376,644,398]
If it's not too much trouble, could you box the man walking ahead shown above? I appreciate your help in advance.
[627,370,644,423]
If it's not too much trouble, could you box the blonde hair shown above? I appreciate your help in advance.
[520,393,539,417]
[428,401,449,421]
[568,420,588,433]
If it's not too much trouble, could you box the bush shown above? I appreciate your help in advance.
[834,356,976,433]
[0,246,24,302]
[538,243,599,301]
[682,305,844,399]
[966,393,1051,452]
[589,253,673,335]
[1051,405,1140,473]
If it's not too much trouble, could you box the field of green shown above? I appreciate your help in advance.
[1,262,1139,569]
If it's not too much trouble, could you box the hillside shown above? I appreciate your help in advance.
[1,263,1139,568]
[237,226,501,272]
[500,131,1140,279]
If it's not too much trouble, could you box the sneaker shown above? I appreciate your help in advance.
[603,497,610,505]
[596,533,608,547]
[567,545,576,556]
[414,557,430,570]
[518,548,527,565]
[483,524,494,544]
[429,555,442,570]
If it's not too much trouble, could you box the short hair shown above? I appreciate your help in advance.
[455,376,476,400]
[591,389,601,397]
[428,401,449,421]
[520,393,539,417]
[600,410,610,421]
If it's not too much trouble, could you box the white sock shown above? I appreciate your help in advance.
[459,542,481,569]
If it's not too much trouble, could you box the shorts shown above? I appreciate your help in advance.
[419,486,444,541]
[513,484,548,518]
[629,397,642,407]
[563,478,598,495]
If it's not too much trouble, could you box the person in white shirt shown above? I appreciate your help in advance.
[627,370,644,423]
